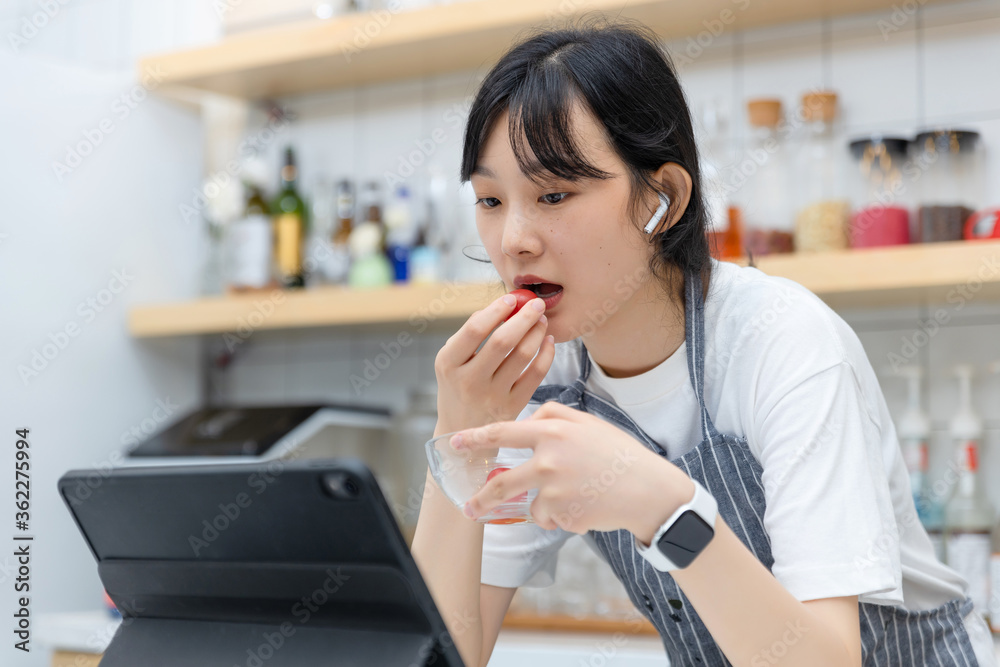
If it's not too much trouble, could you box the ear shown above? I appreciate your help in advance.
[647,163,693,234]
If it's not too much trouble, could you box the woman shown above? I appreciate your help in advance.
[410,18,995,667]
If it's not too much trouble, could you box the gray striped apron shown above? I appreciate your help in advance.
[529,269,980,666]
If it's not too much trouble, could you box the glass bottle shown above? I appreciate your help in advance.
[698,100,743,260]
[271,147,308,288]
[741,99,794,256]
[324,178,354,285]
[201,219,226,296]
[409,221,442,284]
[226,183,273,291]
[384,185,417,283]
[991,361,1000,633]
[348,181,392,288]
[943,365,992,621]
[304,175,334,289]
[893,366,943,558]
[360,180,386,252]
[793,91,851,253]
[990,518,1000,633]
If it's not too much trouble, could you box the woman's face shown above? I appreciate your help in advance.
[470,102,659,343]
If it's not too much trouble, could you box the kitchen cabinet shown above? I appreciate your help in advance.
[140,0,959,102]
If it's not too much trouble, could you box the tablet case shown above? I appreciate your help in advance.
[57,459,466,666]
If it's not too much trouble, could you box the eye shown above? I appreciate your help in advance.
[475,197,500,209]
[540,192,569,205]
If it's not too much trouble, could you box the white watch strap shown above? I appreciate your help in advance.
[634,478,718,572]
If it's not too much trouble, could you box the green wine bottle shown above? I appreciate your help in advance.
[271,147,308,288]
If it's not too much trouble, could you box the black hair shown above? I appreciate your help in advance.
[460,15,712,300]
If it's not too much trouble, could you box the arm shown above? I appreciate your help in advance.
[410,450,521,667]
[411,291,553,666]
[456,402,868,667]
[411,464,488,667]
[632,476,862,666]
[480,584,519,663]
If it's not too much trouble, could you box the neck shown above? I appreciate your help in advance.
[583,266,688,379]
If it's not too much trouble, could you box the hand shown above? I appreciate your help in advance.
[434,293,555,432]
[449,402,694,537]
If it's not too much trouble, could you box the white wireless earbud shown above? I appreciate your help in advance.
[643,192,671,235]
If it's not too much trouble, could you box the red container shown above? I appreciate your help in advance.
[850,205,910,247]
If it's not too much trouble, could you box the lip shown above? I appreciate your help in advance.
[512,274,564,311]
[539,288,563,311]
[513,274,558,290]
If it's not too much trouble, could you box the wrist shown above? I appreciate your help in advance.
[434,420,473,438]
[631,463,696,547]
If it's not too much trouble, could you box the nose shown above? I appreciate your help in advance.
[500,208,543,258]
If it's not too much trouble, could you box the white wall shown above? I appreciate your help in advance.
[2,1,1000,663]
[0,2,217,664]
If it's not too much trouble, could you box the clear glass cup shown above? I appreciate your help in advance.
[424,431,537,525]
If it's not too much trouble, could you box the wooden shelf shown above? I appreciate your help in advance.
[128,240,1000,338]
[743,239,1000,310]
[141,0,958,100]
[502,612,659,636]
[128,281,503,338]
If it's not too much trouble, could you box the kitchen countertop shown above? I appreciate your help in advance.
[35,611,1000,665]
[488,628,667,666]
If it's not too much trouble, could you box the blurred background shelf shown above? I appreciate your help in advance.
[140,0,959,101]
[743,239,1000,309]
[128,281,503,337]
[129,240,1000,337]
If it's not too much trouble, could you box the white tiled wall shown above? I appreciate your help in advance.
[223,0,1000,504]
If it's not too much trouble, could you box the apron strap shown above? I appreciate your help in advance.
[685,269,720,441]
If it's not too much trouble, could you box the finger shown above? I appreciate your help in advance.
[510,334,556,405]
[449,419,546,453]
[464,461,536,521]
[436,294,518,368]
[470,297,546,371]
[492,317,548,389]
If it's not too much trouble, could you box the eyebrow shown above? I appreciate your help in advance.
[471,164,496,178]
[472,163,574,186]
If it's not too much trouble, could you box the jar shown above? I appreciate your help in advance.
[698,100,743,260]
[912,129,983,243]
[793,91,851,253]
[740,99,794,256]
[848,136,911,247]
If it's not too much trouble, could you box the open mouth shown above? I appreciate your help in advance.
[521,282,563,299]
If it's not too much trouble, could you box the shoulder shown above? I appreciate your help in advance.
[703,260,882,427]
[704,259,866,373]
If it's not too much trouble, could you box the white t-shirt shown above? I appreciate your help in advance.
[481,259,973,613]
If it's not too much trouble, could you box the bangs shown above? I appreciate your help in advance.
[471,52,615,186]
[459,21,712,295]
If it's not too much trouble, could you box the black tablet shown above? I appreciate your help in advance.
[58,458,465,667]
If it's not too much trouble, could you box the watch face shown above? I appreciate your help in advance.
[656,510,714,568]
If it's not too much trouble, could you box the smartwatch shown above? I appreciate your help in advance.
[634,479,717,572]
